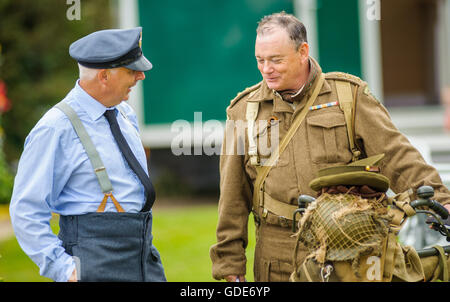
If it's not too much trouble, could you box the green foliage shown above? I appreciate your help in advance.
[0,0,112,163]
[0,117,13,204]
[0,147,13,204]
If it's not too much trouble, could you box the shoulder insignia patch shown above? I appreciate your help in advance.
[362,85,381,104]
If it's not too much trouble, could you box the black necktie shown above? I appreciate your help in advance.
[104,109,155,212]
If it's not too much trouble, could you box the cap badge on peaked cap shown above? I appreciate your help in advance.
[309,154,390,192]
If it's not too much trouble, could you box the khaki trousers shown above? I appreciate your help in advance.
[253,221,308,282]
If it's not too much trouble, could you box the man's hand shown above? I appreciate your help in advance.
[444,204,450,214]
[442,204,450,225]
[225,275,246,282]
[68,268,78,282]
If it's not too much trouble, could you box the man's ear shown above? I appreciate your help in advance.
[97,69,109,84]
[298,42,309,62]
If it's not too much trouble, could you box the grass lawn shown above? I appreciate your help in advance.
[153,204,256,282]
[0,203,256,282]
[0,204,9,220]
[0,214,59,282]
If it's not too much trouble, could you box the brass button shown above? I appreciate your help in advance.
[268,115,278,127]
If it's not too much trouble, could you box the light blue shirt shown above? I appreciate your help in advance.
[9,81,149,282]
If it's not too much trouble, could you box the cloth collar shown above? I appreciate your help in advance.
[73,80,116,121]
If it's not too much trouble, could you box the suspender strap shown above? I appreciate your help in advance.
[252,73,325,213]
[335,80,361,162]
[55,101,114,194]
[97,192,125,213]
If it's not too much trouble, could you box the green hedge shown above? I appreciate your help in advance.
[0,118,13,204]
[0,0,112,204]
[0,0,112,165]
[0,153,13,204]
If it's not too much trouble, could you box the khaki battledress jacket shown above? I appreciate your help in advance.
[210,57,450,281]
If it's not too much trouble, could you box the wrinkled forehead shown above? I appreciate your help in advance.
[255,28,296,55]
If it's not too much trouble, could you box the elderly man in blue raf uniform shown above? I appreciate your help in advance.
[9,28,166,282]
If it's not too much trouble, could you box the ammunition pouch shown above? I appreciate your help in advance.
[252,203,294,229]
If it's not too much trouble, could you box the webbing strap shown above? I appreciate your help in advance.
[246,102,260,166]
[302,261,314,282]
[336,80,360,162]
[382,232,397,281]
[394,200,416,217]
[55,101,113,194]
[252,73,325,211]
[432,245,449,281]
[392,188,416,218]
[387,189,415,228]
[263,192,297,220]
[388,206,406,227]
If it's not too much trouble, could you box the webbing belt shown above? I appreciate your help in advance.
[55,101,124,213]
[252,73,325,217]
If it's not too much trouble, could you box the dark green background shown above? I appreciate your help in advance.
[138,0,361,125]
[139,0,294,124]
[316,0,361,77]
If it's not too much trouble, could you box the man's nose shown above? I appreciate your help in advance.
[136,71,145,81]
[262,62,273,74]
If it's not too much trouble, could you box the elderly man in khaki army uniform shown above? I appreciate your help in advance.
[209,12,450,282]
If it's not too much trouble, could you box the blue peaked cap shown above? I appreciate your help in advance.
[69,27,152,71]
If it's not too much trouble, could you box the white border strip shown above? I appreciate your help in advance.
[437,0,450,88]
[294,0,319,61]
[358,0,384,102]
[118,0,145,128]
[118,0,170,147]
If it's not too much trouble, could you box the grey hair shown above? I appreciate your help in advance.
[256,11,308,49]
[78,64,119,81]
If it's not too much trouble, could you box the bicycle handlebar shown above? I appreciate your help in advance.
[409,186,449,220]
[410,198,449,220]
[408,186,450,242]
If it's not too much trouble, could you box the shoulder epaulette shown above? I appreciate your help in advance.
[325,72,364,86]
[228,82,262,110]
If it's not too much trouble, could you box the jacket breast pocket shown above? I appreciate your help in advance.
[306,111,352,164]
